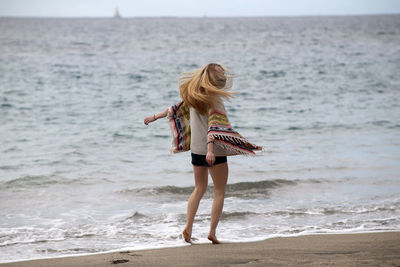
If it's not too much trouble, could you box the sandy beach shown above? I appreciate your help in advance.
[2,232,399,266]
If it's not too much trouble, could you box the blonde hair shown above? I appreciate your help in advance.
[179,63,235,115]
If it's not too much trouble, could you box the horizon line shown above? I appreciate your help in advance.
[0,12,399,19]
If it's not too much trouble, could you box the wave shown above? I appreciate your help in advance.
[220,211,258,220]
[126,73,146,82]
[285,119,399,132]
[116,202,399,225]
[119,178,318,199]
[225,179,296,198]
[257,70,286,79]
[219,204,400,221]
[1,103,13,108]
[124,212,147,221]
[286,123,363,131]
[2,175,64,189]
[367,120,392,127]
[2,204,397,248]
[0,175,103,190]
[270,204,400,217]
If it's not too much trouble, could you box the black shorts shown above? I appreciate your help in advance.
[191,153,227,167]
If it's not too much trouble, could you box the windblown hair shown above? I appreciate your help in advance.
[179,63,235,115]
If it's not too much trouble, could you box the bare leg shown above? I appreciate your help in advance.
[184,165,208,242]
[208,162,228,243]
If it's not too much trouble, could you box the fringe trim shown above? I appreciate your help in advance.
[208,133,260,156]
[208,132,260,149]
[216,141,255,156]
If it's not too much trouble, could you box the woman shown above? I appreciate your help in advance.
[144,63,261,244]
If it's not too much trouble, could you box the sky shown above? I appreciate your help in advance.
[0,0,399,17]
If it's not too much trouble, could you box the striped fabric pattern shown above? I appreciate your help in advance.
[208,110,262,155]
[167,101,191,153]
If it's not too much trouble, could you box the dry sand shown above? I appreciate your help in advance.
[2,232,399,266]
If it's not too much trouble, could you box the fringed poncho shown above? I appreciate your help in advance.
[167,101,262,156]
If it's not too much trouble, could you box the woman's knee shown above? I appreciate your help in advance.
[213,187,225,197]
[194,185,207,197]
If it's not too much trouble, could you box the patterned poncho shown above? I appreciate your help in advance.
[167,101,262,155]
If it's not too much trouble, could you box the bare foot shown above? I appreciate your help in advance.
[208,235,221,244]
[182,229,191,243]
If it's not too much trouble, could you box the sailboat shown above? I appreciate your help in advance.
[114,7,122,19]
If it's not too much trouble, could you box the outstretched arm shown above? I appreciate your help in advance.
[144,108,168,125]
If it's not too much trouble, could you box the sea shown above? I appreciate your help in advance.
[0,15,399,263]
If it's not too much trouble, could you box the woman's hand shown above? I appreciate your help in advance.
[206,151,215,166]
[144,115,156,125]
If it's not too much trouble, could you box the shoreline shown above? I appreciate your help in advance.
[2,231,399,266]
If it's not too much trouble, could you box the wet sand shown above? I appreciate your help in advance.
[2,232,399,266]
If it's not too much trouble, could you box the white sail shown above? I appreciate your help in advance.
[114,7,121,18]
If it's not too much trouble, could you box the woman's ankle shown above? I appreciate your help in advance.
[184,227,192,235]
[208,230,216,237]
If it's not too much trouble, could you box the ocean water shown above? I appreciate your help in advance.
[0,15,400,262]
